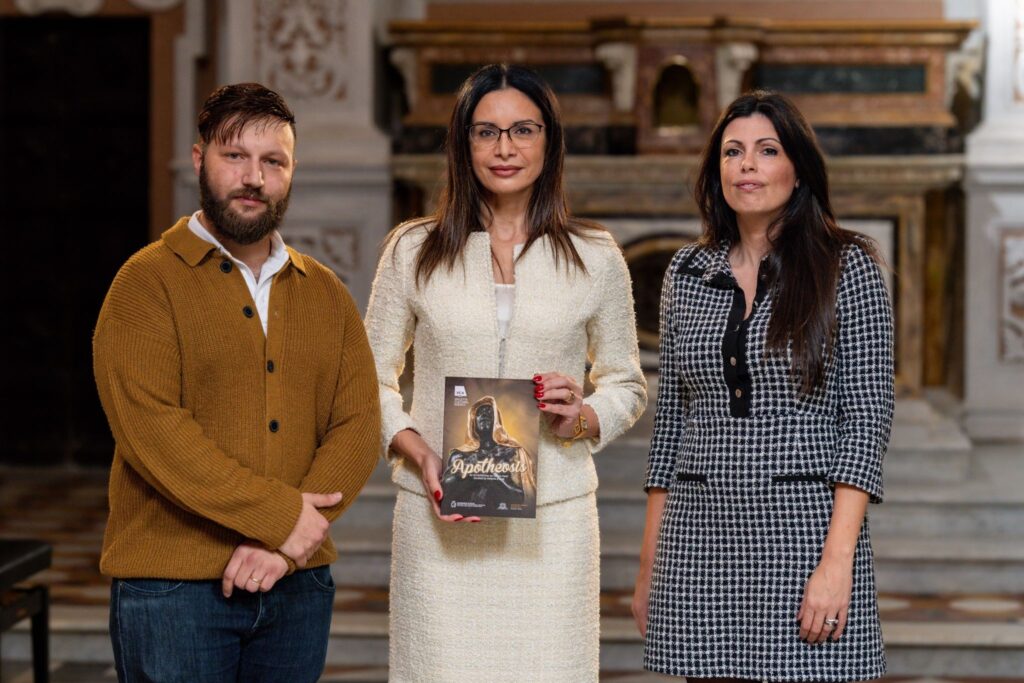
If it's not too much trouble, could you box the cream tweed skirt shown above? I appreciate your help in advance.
[388,488,600,683]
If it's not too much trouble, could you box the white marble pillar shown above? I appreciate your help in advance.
[200,0,401,310]
[962,0,1024,440]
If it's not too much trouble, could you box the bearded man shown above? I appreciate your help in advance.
[92,83,380,682]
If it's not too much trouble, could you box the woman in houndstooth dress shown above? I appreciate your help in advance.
[633,91,893,682]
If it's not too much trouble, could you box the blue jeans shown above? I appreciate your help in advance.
[109,565,335,683]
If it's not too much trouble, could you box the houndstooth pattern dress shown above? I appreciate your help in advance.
[643,240,893,682]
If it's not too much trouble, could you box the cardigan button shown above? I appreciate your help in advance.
[267,360,275,373]
[269,419,280,433]
[729,356,737,366]
[734,388,743,398]
[220,260,232,274]
[243,306,255,318]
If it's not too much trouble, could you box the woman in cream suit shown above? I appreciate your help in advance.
[364,64,647,682]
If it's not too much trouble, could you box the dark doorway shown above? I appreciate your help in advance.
[0,17,150,467]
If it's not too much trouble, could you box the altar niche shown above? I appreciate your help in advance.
[653,59,701,131]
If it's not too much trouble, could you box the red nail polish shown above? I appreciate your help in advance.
[433,490,442,502]
[538,402,546,408]
[533,375,541,382]
[470,519,481,523]
[453,514,464,521]
[535,391,544,397]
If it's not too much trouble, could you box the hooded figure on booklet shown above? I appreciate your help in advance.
[442,395,537,510]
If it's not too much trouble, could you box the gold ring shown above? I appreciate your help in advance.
[567,390,576,404]
[249,577,262,585]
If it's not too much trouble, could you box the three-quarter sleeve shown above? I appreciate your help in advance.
[827,244,895,503]
[364,231,421,458]
[584,247,648,453]
[644,249,692,491]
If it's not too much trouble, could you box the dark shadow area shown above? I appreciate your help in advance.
[0,17,150,467]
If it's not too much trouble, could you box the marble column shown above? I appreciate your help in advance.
[962,0,1024,440]
[196,0,397,310]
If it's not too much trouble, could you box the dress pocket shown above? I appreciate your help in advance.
[771,473,827,483]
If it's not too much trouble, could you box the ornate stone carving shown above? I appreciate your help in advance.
[13,0,102,15]
[1002,228,1024,361]
[390,46,419,110]
[287,226,359,282]
[949,43,984,106]
[595,42,637,113]
[256,0,349,101]
[715,42,758,110]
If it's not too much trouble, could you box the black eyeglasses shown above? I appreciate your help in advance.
[467,122,544,148]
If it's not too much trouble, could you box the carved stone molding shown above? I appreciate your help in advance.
[256,0,349,101]
[1001,228,1024,362]
[286,225,359,283]
[390,46,418,110]
[595,42,637,113]
[14,0,182,13]
[13,0,103,14]
[715,42,758,110]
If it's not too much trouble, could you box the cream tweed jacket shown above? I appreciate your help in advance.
[365,224,647,505]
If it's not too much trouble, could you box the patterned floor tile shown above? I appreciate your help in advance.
[4,467,1024,683]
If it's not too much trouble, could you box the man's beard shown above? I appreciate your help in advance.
[198,163,291,245]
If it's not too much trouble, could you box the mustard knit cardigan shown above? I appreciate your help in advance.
[93,218,380,579]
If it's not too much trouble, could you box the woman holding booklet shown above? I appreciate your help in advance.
[633,91,893,681]
[364,64,647,682]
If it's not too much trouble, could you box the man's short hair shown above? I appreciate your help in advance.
[197,82,296,147]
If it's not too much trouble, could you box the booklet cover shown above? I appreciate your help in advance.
[440,377,539,518]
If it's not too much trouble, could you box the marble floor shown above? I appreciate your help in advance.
[2,468,1023,682]
[4,660,1024,683]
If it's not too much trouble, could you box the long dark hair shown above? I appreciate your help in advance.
[393,63,602,285]
[694,90,879,394]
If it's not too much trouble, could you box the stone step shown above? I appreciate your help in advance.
[331,522,1024,594]
[872,535,1024,593]
[594,449,991,491]
[5,605,1023,678]
[600,533,1024,594]
[591,484,1024,537]
[347,446,1024,540]
[596,390,976,485]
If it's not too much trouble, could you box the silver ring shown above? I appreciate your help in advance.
[824,617,839,627]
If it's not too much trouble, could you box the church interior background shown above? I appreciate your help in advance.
[1,0,1023,680]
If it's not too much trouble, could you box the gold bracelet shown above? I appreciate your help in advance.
[560,411,589,448]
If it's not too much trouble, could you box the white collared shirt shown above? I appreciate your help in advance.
[188,211,290,335]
